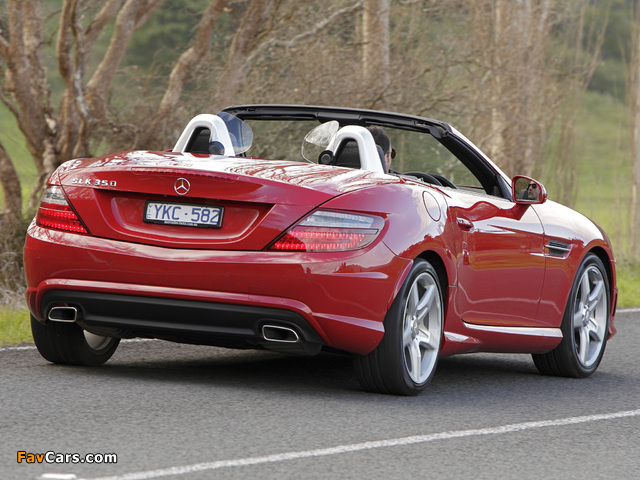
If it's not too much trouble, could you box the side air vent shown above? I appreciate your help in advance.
[546,240,571,258]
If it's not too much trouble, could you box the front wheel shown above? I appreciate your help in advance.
[31,315,120,366]
[353,259,444,395]
[532,253,610,377]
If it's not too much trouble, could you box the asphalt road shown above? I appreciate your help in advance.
[2,310,640,480]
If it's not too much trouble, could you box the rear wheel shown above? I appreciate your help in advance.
[353,259,443,395]
[31,315,120,366]
[532,253,610,377]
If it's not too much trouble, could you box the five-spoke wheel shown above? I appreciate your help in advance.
[572,263,608,369]
[402,269,442,385]
[533,253,610,377]
[354,259,443,395]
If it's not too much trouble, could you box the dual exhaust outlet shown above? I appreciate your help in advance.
[48,307,300,344]
[48,308,304,349]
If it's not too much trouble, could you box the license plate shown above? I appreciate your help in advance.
[144,201,223,228]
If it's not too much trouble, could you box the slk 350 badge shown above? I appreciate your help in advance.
[71,178,117,187]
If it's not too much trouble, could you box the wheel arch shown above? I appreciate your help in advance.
[588,246,612,282]
[586,245,617,320]
[416,250,450,311]
[354,249,447,395]
[418,250,449,298]
[386,249,450,318]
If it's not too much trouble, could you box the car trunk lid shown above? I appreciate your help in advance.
[55,151,387,250]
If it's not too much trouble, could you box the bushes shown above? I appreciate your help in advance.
[0,214,30,307]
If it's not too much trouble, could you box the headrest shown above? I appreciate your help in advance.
[333,140,360,169]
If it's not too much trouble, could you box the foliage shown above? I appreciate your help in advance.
[0,215,30,303]
[588,0,633,99]
[124,0,213,72]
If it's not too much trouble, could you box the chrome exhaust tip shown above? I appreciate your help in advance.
[48,306,78,323]
[261,325,300,343]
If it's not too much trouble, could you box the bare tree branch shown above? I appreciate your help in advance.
[137,0,229,148]
[0,34,8,60]
[79,0,161,156]
[247,0,364,67]
[84,0,125,62]
[85,0,161,123]
[55,0,89,165]
[0,69,19,118]
[0,141,22,223]
[5,0,50,170]
[56,0,75,82]
[362,0,389,103]
[208,0,279,111]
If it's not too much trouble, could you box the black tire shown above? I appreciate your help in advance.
[31,315,120,366]
[353,259,444,395]
[532,253,610,377]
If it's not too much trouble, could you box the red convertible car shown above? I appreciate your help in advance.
[24,105,617,395]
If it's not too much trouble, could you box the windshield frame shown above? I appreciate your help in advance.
[219,104,512,199]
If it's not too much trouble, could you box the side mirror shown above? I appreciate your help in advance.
[512,176,546,204]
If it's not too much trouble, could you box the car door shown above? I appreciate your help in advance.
[447,190,546,327]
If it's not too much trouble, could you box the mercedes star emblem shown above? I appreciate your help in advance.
[174,178,190,195]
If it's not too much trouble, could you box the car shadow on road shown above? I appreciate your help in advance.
[36,340,583,400]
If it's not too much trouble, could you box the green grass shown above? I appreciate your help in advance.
[568,91,631,256]
[617,263,640,308]
[0,307,32,345]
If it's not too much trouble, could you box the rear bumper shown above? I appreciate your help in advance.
[39,289,325,355]
[25,224,410,354]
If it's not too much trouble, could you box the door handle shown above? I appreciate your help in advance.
[457,217,473,230]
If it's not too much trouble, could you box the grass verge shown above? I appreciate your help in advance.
[0,307,32,345]
[616,262,640,309]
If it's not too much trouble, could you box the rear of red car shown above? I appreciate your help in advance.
[24,151,412,359]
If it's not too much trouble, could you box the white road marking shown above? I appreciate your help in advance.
[0,338,155,353]
[618,307,640,313]
[0,344,36,352]
[79,409,640,480]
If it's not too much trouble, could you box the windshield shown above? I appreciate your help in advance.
[301,121,339,162]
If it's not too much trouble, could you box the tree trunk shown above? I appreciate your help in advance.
[137,0,229,149]
[362,0,389,108]
[488,0,507,171]
[0,142,22,224]
[210,0,278,112]
[81,0,162,157]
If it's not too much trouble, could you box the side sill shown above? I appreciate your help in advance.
[463,321,562,338]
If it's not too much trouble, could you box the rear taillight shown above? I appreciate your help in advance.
[35,186,89,234]
[270,210,381,252]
